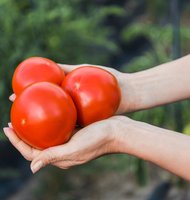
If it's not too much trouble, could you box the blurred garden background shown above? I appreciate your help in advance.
[1,0,190,199]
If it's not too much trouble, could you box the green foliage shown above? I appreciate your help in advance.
[183,123,190,135]
[122,23,173,68]
[1,0,190,188]
[0,132,6,141]
[146,0,168,21]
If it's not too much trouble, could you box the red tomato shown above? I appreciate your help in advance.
[62,66,121,127]
[12,57,64,95]
[11,82,77,149]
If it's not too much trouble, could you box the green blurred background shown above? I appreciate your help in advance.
[1,0,190,199]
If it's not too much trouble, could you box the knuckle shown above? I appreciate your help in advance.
[45,148,58,163]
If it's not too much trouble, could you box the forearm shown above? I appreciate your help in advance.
[122,54,190,112]
[113,116,190,180]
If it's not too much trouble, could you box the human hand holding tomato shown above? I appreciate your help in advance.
[10,59,122,150]
[59,63,136,114]
[3,116,127,173]
[6,60,133,173]
[10,62,132,115]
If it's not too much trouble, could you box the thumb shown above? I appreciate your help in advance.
[58,63,98,74]
[30,147,60,174]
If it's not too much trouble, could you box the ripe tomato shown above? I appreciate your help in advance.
[11,82,77,149]
[62,66,121,127]
[12,57,64,95]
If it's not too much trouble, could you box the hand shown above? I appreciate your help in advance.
[6,63,136,174]
[3,116,125,174]
[58,63,135,114]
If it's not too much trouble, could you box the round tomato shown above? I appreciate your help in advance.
[62,66,121,127]
[12,57,64,95]
[11,82,77,149]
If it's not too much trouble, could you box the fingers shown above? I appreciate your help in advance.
[58,64,81,74]
[30,146,63,173]
[58,63,103,74]
[8,122,13,128]
[9,93,16,102]
[3,124,40,161]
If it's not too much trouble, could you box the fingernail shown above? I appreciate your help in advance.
[31,161,43,174]
[8,123,12,128]
[3,128,10,137]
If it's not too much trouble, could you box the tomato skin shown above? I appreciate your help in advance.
[62,66,121,127]
[12,57,64,95]
[11,82,77,149]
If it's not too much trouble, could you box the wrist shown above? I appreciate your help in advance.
[118,73,143,113]
[121,70,162,112]
[108,116,135,153]
[109,116,150,159]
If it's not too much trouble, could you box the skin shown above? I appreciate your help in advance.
[3,54,190,180]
